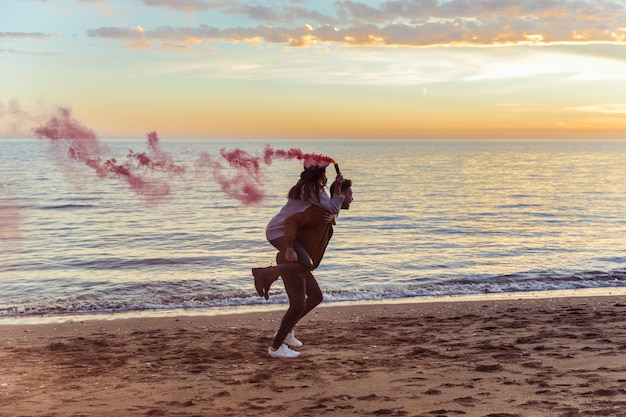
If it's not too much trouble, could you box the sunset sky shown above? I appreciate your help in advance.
[2,0,626,140]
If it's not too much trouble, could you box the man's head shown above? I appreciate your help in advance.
[330,179,353,210]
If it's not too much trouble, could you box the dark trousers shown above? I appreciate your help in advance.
[271,268,323,350]
[268,237,323,349]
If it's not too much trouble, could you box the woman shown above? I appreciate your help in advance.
[252,161,344,358]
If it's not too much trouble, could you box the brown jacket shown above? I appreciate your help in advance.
[284,205,334,270]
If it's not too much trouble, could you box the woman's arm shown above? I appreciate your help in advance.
[314,190,344,214]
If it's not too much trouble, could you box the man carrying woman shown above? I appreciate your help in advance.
[252,160,353,358]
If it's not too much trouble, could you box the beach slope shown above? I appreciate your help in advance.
[1,295,626,417]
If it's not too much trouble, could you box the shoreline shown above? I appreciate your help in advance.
[2,286,626,326]
[2,292,626,416]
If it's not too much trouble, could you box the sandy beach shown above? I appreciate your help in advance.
[1,294,626,417]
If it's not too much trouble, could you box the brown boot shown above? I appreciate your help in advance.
[252,267,278,300]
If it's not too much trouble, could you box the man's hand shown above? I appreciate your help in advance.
[285,247,298,262]
[323,213,337,225]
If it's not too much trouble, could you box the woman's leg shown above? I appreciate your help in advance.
[271,271,307,350]
[269,237,312,276]
[253,237,312,300]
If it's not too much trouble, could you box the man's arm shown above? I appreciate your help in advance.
[283,205,328,262]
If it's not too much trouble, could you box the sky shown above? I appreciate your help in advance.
[1,0,626,140]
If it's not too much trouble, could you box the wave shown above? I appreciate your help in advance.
[39,204,97,210]
[2,268,626,319]
[19,256,227,271]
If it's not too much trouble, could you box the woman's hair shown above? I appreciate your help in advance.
[288,166,327,202]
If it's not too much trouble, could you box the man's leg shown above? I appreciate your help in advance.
[271,271,306,350]
[278,271,323,350]
[297,271,323,321]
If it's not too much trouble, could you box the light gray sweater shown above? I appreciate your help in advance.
[265,189,344,242]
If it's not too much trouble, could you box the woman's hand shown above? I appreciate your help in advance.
[285,247,298,262]
[333,174,344,196]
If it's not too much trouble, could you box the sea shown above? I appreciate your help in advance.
[2,139,626,321]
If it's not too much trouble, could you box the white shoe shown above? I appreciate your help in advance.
[268,344,300,359]
[284,330,303,348]
[274,330,303,348]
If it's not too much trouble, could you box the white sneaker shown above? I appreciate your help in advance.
[273,330,303,348]
[268,344,300,359]
[284,330,303,348]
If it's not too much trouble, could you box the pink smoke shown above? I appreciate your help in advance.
[263,146,335,168]
[196,145,336,205]
[32,106,339,206]
[0,201,22,240]
[33,107,183,202]
[195,150,264,205]
[33,107,103,158]
[128,131,186,175]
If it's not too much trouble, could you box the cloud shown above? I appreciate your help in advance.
[0,31,57,40]
[83,0,626,49]
[336,0,626,24]
[141,0,338,24]
[142,0,232,12]
[87,21,625,50]
[567,104,626,114]
[0,48,66,56]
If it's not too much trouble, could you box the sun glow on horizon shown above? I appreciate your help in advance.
[2,0,626,139]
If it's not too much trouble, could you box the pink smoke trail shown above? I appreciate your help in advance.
[196,145,337,205]
[196,151,265,205]
[32,106,103,157]
[128,131,186,175]
[32,106,339,206]
[33,108,180,201]
[262,145,335,169]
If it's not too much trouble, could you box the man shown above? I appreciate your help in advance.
[255,179,353,358]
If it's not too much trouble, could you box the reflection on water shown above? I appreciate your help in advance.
[1,139,626,316]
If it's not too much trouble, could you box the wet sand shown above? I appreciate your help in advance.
[1,294,626,417]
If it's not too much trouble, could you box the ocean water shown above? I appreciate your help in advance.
[2,139,626,318]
